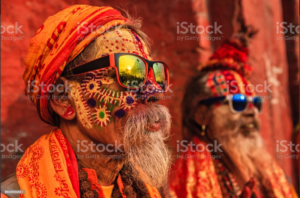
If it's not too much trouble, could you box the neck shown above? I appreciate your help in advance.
[59,119,125,186]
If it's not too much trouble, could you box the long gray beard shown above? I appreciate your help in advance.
[216,132,271,181]
[122,103,171,188]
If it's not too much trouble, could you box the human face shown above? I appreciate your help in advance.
[207,100,261,139]
[67,28,171,187]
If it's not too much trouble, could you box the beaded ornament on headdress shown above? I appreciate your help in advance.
[197,26,258,79]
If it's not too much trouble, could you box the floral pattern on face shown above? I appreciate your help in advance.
[69,28,160,129]
[70,67,138,128]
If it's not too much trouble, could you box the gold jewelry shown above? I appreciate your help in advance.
[201,125,206,136]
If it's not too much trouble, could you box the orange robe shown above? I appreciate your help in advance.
[11,129,160,198]
[169,136,297,198]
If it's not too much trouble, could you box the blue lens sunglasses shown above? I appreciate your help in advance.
[199,93,263,113]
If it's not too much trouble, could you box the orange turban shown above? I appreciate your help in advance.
[23,5,129,125]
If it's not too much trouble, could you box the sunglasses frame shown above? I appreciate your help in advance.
[199,94,263,114]
[225,94,263,114]
[62,53,170,92]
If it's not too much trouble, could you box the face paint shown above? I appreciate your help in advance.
[69,83,94,129]
[69,29,156,129]
[70,67,138,129]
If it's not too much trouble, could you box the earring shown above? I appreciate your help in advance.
[201,125,206,136]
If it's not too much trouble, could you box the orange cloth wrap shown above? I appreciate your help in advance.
[16,129,161,198]
[169,136,296,198]
[23,5,129,125]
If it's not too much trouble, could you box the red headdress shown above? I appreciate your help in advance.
[198,27,257,96]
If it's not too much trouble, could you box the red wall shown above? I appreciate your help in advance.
[1,0,299,188]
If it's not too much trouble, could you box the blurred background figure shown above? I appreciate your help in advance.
[169,27,298,198]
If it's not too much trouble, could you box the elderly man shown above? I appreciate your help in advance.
[169,29,298,198]
[1,5,171,198]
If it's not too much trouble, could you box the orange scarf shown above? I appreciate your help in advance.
[169,136,296,198]
[23,5,129,125]
[16,129,161,198]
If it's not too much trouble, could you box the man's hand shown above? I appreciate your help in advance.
[239,178,260,198]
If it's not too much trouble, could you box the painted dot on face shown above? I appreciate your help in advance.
[126,96,134,106]
[115,109,125,118]
[87,98,96,108]
[89,83,94,90]
[99,111,105,119]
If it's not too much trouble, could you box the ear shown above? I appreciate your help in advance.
[49,77,76,121]
[194,105,209,126]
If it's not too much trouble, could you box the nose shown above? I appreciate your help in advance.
[242,102,256,117]
[138,67,165,104]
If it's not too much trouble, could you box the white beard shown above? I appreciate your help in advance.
[122,103,171,188]
[215,132,271,182]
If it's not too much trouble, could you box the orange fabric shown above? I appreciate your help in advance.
[0,193,8,198]
[169,137,222,198]
[83,167,162,198]
[23,5,129,125]
[16,129,161,198]
[16,129,79,198]
[101,185,115,198]
[82,168,117,198]
[169,136,295,198]
[145,184,162,198]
